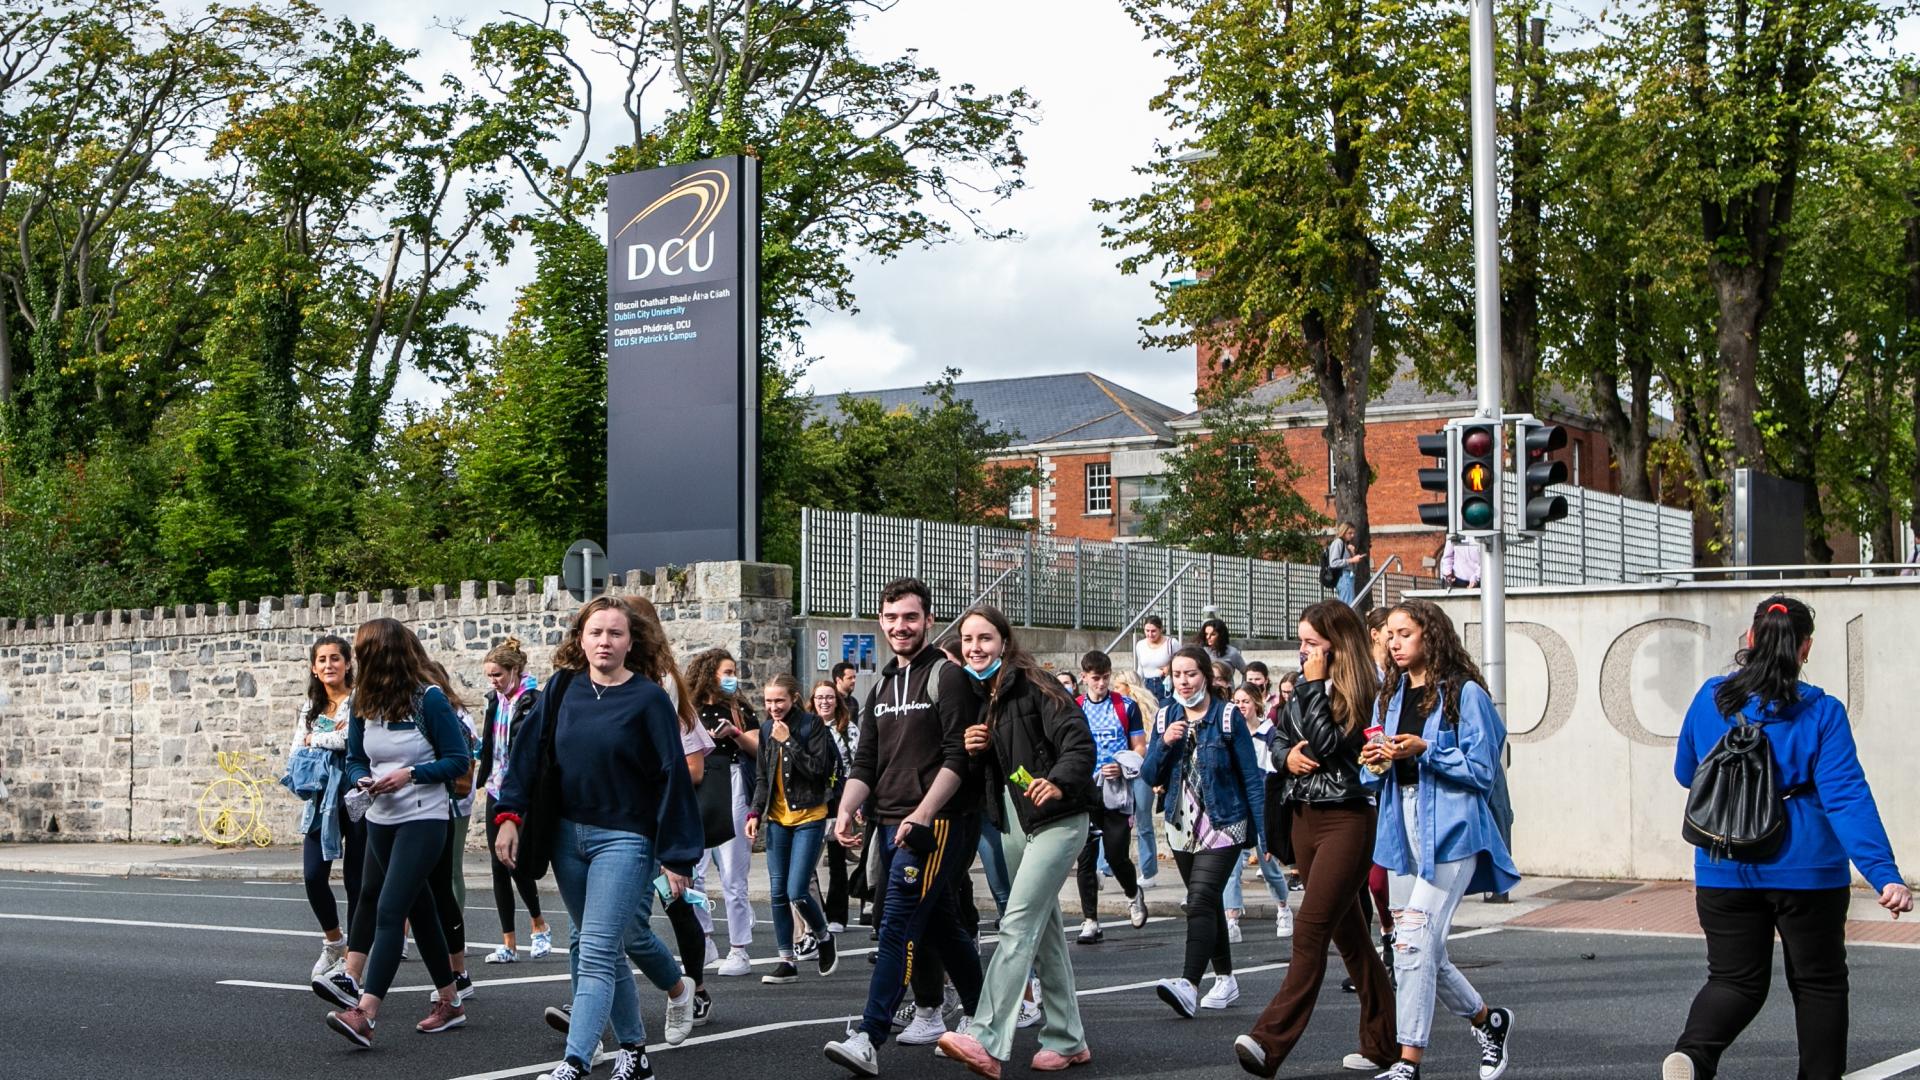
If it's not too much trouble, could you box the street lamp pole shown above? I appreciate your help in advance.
[1469,0,1506,717]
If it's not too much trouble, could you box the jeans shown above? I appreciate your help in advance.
[487,812,544,938]
[1336,569,1357,606]
[973,793,1088,1060]
[549,818,675,1064]
[1674,886,1852,1079]
[1077,807,1139,920]
[766,819,831,956]
[1247,802,1396,1069]
[1173,848,1239,984]
[302,804,365,935]
[358,819,456,999]
[1222,850,1291,912]
[1131,777,1159,878]
[978,818,1012,917]
[705,763,757,949]
[858,817,985,1042]
[1387,787,1483,1048]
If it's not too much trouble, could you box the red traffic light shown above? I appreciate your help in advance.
[1462,427,1495,457]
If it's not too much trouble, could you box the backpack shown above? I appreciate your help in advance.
[1681,713,1805,863]
[1318,541,1341,589]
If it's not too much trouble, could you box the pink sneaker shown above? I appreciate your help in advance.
[326,1006,375,1048]
[935,1031,1002,1080]
[416,998,466,1033]
[1031,1047,1092,1072]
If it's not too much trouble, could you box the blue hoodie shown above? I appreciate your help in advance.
[1675,677,1903,892]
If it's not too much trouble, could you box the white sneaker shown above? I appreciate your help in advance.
[530,929,553,959]
[483,944,517,964]
[1343,1052,1381,1071]
[662,984,695,1046]
[537,1062,584,1080]
[826,1029,881,1077]
[312,938,347,981]
[1154,977,1198,1018]
[933,1014,973,1057]
[1661,1052,1695,1080]
[1128,891,1148,928]
[704,936,719,968]
[1076,918,1103,944]
[1200,974,1240,1009]
[715,946,753,976]
[1017,997,1043,1029]
[1275,905,1295,939]
[941,981,962,1018]
[828,921,847,934]
[897,1006,946,1045]
[1226,913,1243,944]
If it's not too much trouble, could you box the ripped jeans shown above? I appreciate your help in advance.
[1386,786,1485,1049]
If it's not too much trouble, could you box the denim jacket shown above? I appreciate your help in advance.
[290,703,351,860]
[1144,696,1266,850]
[1363,679,1520,896]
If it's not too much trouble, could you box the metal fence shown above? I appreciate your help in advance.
[799,508,1424,639]
[1496,476,1695,586]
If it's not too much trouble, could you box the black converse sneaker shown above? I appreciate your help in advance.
[817,933,839,976]
[609,1046,654,1080]
[1474,1007,1514,1080]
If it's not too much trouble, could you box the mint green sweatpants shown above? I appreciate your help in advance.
[973,790,1090,1061]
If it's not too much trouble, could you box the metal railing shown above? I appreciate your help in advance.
[1634,563,1920,582]
[1496,475,1693,586]
[1104,561,1200,654]
[1359,555,1405,606]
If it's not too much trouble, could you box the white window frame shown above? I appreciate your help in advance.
[1009,485,1033,520]
[1232,443,1259,492]
[1085,462,1113,514]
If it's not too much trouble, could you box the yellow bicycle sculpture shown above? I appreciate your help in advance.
[195,750,275,847]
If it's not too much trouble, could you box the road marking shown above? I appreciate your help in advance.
[1846,1048,1920,1079]
[1498,923,1920,952]
[0,913,317,937]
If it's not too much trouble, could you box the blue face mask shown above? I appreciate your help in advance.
[1176,687,1208,709]
[719,675,739,694]
[967,659,1003,681]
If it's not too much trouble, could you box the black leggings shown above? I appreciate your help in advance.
[1174,848,1239,984]
[824,839,851,927]
[354,819,456,999]
[429,816,465,954]
[1675,886,1851,1079]
[1077,807,1140,920]
[485,813,544,938]
[665,896,707,986]
[302,805,366,935]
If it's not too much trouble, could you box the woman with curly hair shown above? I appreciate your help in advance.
[686,647,762,976]
[1357,599,1520,1080]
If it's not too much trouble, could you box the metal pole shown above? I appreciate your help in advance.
[1073,538,1084,630]
[1470,0,1506,719]
[799,507,811,616]
[849,513,863,618]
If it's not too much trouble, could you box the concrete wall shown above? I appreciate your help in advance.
[1431,578,1920,882]
[0,563,794,844]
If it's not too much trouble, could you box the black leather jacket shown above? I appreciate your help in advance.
[749,713,839,819]
[971,668,1098,835]
[1270,679,1370,805]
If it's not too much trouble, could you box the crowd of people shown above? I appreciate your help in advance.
[281,581,1909,1080]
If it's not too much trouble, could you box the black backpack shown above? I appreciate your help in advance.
[1681,713,1805,862]
[1318,542,1340,589]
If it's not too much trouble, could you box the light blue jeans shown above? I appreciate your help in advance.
[550,818,676,1064]
[765,819,830,956]
[1222,850,1290,911]
[1131,776,1159,879]
[1336,568,1357,606]
[978,818,1012,916]
[1387,787,1485,1048]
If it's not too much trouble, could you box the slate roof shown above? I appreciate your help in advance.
[1235,356,1594,421]
[811,372,1183,449]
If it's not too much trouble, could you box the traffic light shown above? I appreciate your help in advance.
[1456,421,1501,535]
[1416,429,1457,531]
[1517,418,1569,534]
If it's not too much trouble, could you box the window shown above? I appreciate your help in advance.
[1231,443,1259,491]
[1009,486,1033,520]
[1085,463,1113,514]
[1326,442,1337,496]
[1571,441,1583,488]
[1117,476,1168,538]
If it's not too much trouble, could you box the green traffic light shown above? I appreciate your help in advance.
[1461,497,1494,529]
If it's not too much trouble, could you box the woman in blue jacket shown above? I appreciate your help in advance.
[1361,599,1519,1080]
[1145,645,1267,1019]
[1663,596,1912,1080]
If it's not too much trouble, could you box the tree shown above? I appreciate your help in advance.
[1097,0,1458,570]
[1136,373,1323,560]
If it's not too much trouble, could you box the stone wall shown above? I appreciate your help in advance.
[0,562,794,844]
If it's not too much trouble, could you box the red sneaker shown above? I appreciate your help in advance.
[326,1007,375,1048]
[417,998,466,1034]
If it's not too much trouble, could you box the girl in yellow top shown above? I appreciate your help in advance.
[746,673,842,985]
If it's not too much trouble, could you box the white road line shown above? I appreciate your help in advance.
[1498,923,1920,952]
[1847,1048,1920,1080]
[0,882,531,916]
[0,913,317,938]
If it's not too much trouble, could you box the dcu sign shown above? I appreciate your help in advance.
[605,156,762,575]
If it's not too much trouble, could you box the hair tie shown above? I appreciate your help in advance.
[1766,603,1789,615]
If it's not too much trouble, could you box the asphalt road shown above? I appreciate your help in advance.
[4,869,1917,1080]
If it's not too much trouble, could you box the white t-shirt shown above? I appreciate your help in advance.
[680,719,716,759]
[1134,638,1176,680]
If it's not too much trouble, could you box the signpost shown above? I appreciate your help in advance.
[604,156,762,577]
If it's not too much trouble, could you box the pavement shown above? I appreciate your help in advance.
[4,844,1919,1080]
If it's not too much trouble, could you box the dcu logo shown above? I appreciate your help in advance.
[614,168,731,283]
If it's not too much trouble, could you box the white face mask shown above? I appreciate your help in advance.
[1176,687,1208,709]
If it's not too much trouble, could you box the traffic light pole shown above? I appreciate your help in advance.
[1468,0,1506,719]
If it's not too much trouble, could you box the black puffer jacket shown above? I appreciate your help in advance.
[1270,678,1370,805]
[971,667,1098,834]
[749,712,838,820]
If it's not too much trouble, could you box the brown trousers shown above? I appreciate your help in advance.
[1245,801,1397,1073]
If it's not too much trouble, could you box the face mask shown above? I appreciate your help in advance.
[719,676,739,694]
[966,659,1003,682]
[1176,687,1208,709]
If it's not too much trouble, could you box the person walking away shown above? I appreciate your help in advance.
[1134,615,1176,707]
[935,607,1096,1078]
[1072,650,1149,944]
[478,639,552,964]
[814,681,860,933]
[316,618,470,1048]
[491,597,704,1080]
[834,661,865,728]
[1145,646,1267,1019]
[1232,601,1395,1077]
[746,673,841,984]
[291,634,365,981]
[1662,596,1912,1080]
[1359,599,1521,1080]
[688,648,762,977]
[1328,523,1366,607]
[1199,619,1247,677]
[1225,685,1294,941]
[823,578,986,1077]
[1438,539,1481,590]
